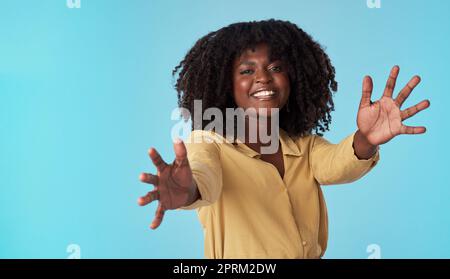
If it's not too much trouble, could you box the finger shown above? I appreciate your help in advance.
[401,99,430,121]
[138,190,159,206]
[383,65,400,98]
[173,138,189,167]
[149,148,168,172]
[360,76,373,109]
[395,75,421,107]
[400,125,427,135]
[150,203,166,229]
[139,173,159,186]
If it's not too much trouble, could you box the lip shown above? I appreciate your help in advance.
[250,88,277,96]
[252,95,277,101]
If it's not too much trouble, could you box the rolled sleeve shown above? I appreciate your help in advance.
[310,132,380,185]
[179,130,223,210]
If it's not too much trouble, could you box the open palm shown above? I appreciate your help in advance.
[138,139,197,229]
[357,66,430,145]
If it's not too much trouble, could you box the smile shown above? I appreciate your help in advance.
[250,90,277,100]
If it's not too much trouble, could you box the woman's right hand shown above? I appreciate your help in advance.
[138,139,199,229]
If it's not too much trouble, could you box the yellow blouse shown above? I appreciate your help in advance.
[181,128,380,259]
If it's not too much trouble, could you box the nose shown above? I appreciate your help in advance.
[255,69,272,84]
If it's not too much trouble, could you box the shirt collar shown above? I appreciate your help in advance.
[233,128,302,158]
[279,128,302,157]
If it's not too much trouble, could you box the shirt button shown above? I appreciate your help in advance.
[302,241,307,246]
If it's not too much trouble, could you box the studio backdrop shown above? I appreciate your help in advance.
[0,0,449,258]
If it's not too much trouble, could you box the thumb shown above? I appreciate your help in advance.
[173,138,188,167]
[360,76,373,109]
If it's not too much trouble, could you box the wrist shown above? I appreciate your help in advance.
[354,130,378,160]
[185,179,200,206]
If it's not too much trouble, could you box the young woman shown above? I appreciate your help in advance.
[137,19,430,259]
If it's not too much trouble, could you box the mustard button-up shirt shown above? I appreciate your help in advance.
[181,128,380,259]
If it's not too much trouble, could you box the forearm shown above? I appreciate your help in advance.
[311,133,379,185]
[353,130,378,160]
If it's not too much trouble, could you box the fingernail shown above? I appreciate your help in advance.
[173,137,182,144]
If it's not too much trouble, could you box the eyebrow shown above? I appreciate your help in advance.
[238,61,256,66]
[238,60,281,66]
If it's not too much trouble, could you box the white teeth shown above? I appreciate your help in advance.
[252,90,276,97]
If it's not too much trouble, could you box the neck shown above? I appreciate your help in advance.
[241,115,280,154]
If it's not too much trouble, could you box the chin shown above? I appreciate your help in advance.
[250,106,281,118]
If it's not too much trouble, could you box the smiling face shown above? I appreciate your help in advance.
[232,43,290,117]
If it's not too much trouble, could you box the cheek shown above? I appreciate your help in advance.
[233,78,252,101]
[275,75,290,95]
[234,78,252,92]
[279,78,291,106]
[277,74,290,88]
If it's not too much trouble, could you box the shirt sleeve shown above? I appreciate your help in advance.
[309,132,380,185]
[179,130,223,210]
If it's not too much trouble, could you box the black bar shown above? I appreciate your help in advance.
[1,259,449,277]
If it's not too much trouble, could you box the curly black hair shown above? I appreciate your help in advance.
[173,19,337,139]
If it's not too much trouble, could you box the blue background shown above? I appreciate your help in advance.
[1,0,449,258]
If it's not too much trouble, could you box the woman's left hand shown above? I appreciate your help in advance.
[357,65,430,146]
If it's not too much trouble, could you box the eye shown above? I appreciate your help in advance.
[270,66,282,72]
[240,69,254,75]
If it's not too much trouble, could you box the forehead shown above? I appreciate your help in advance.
[241,43,270,56]
[234,43,274,64]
